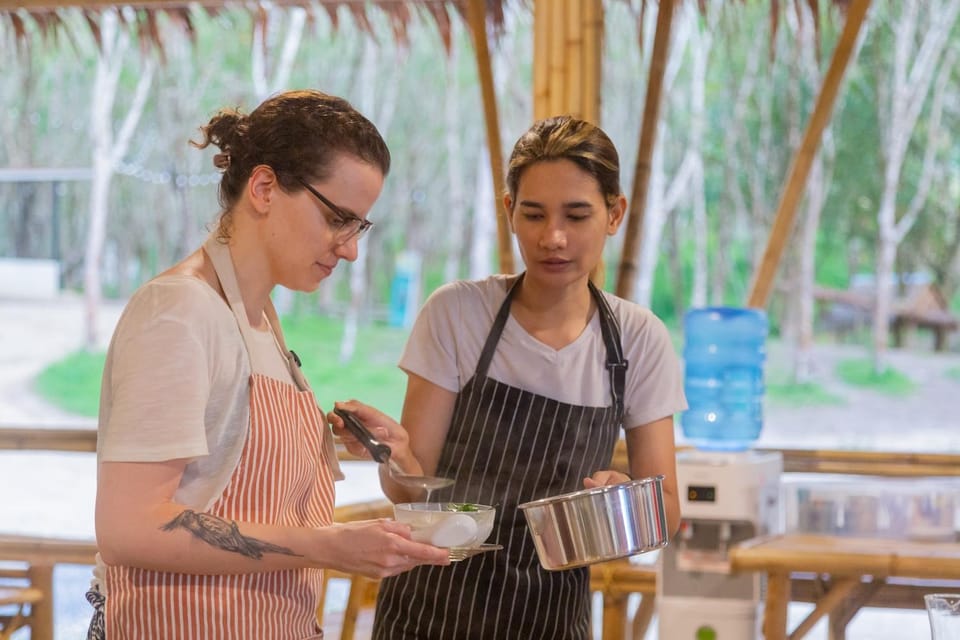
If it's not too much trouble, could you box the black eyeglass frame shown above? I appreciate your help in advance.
[294,177,374,242]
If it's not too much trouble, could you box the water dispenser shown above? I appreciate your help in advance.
[681,307,768,451]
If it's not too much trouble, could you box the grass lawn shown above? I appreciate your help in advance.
[835,357,916,395]
[38,319,924,420]
[34,315,411,420]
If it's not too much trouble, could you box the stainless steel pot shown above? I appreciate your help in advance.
[518,475,668,571]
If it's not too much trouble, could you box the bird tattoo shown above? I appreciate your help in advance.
[161,510,299,559]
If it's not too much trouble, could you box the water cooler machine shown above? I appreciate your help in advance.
[657,450,782,638]
[657,307,783,639]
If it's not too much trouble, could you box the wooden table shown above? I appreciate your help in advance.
[729,533,960,640]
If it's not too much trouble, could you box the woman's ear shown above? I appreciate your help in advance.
[503,194,516,233]
[607,194,627,235]
[248,165,277,215]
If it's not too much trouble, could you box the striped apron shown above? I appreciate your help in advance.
[373,274,627,640]
[99,237,338,639]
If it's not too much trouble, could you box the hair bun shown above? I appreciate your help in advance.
[213,152,231,170]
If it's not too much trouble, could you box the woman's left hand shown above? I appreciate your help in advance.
[583,469,631,489]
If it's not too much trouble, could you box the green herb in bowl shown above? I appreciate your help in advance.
[447,503,479,512]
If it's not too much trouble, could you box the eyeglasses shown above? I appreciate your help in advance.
[295,177,373,243]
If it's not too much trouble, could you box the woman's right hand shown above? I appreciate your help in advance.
[314,518,450,578]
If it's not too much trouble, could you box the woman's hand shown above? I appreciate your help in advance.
[328,400,418,471]
[314,518,450,578]
[583,469,631,489]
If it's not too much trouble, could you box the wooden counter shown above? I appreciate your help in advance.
[729,533,960,639]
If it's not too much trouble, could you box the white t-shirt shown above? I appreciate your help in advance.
[97,274,292,511]
[399,275,687,429]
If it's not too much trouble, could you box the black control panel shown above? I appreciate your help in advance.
[687,485,716,503]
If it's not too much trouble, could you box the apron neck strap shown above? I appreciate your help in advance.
[589,279,627,419]
[203,233,308,392]
[476,273,627,418]
[474,274,524,380]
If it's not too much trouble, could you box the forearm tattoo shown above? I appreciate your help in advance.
[161,510,300,560]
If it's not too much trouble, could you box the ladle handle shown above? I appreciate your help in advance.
[333,408,392,464]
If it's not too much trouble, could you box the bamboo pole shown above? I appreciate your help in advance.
[581,0,605,287]
[746,0,871,308]
[565,0,583,118]
[467,0,514,274]
[788,577,860,638]
[533,0,550,119]
[615,0,675,299]
[581,0,602,124]
[0,427,97,452]
[548,0,568,117]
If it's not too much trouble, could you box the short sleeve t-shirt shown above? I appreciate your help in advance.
[399,275,687,429]
[96,275,291,510]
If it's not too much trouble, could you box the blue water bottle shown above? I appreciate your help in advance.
[681,307,768,451]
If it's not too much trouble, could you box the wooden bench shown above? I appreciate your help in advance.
[0,580,43,640]
[0,535,99,640]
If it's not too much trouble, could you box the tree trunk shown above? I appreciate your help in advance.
[686,2,712,309]
[339,36,379,363]
[83,9,154,349]
[469,148,496,279]
[443,20,468,283]
[872,0,960,373]
[716,23,762,306]
[632,7,693,306]
[791,1,838,383]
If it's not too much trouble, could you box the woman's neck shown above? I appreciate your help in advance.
[510,276,595,349]
[226,231,273,329]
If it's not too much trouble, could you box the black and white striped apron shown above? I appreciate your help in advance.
[373,274,627,640]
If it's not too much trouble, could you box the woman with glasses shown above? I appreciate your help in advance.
[332,116,685,639]
[87,89,449,640]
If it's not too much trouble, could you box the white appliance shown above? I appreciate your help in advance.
[657,450,782,639]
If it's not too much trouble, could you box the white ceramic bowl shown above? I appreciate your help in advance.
[394,502,496,548]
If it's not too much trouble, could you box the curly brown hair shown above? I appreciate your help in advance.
[191,89,390,238]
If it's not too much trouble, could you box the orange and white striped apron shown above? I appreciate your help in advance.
[104,237,339,639]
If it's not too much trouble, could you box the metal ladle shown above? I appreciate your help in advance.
[333,408,455,492]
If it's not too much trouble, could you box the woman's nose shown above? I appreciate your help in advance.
[539,225,567,249]
[334,236,360,261]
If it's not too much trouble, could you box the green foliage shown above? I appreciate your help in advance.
[279,315,409,418]
[766,381,845,407]
[34,349,106,418]
[835,358,916,395]
[33,314,410,420]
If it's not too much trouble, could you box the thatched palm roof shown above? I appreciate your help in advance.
[1,0,513,53]
[2,1,854,55]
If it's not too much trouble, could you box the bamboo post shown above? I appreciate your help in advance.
[582,0,604,287]
[788,577,860,638]
[533,0,550,118]
[615,0,675,299]
[762,571,790,640]
[548,0,568,117]
[27,564,54,640]
[746,0,871,308]
[467,0,514,274]
[565,0,583,118]
[581,0,602,124]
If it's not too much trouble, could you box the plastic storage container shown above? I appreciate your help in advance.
[782,474,959,542]
[681,307,768,451]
